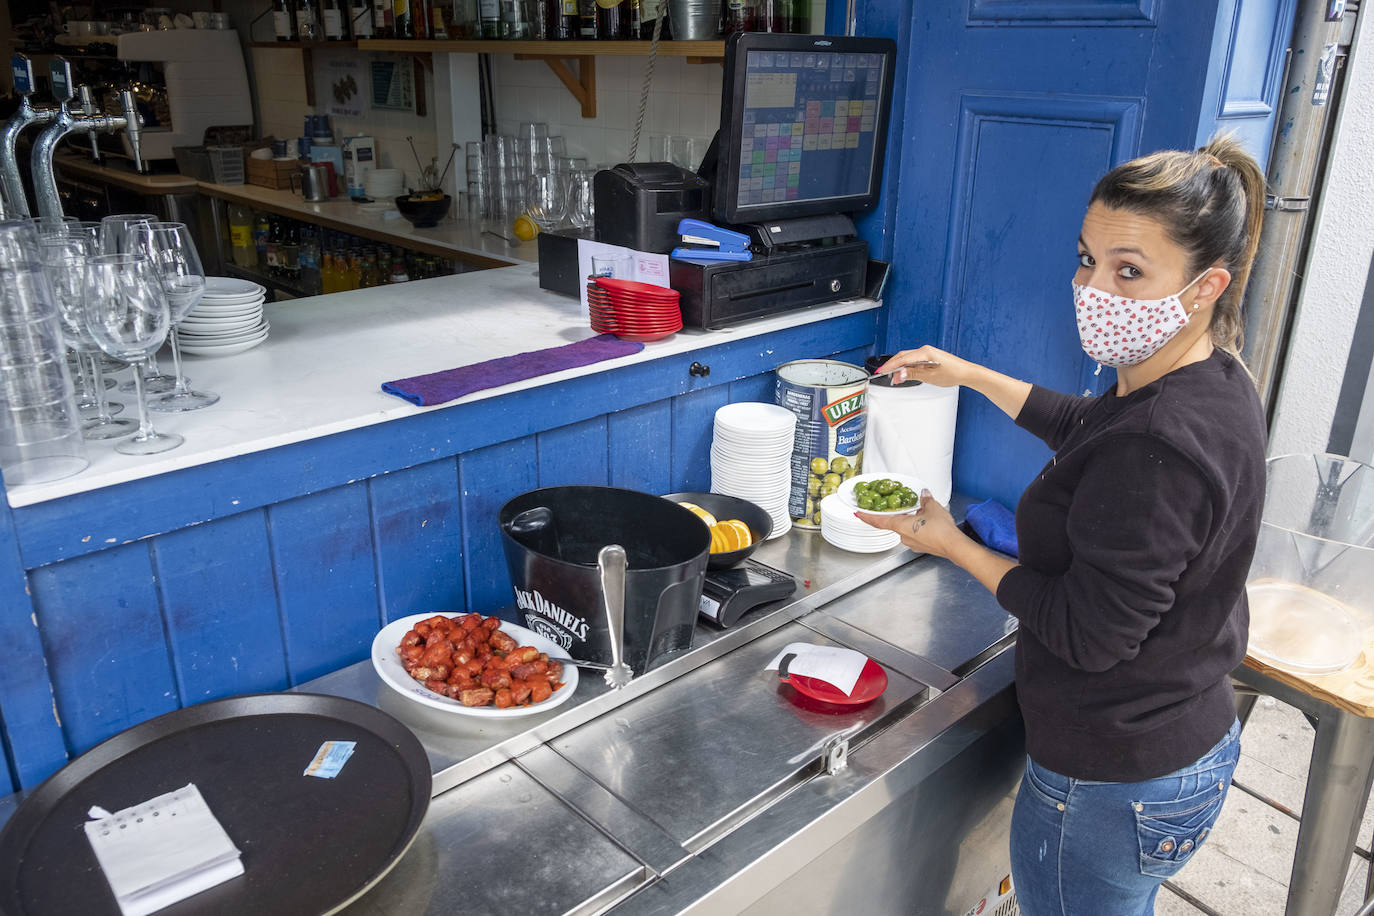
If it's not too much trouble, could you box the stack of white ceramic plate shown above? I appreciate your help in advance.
[365,168,405,200]
[820,493,902,553]
[709,402,795,539]
[179,277,269,357]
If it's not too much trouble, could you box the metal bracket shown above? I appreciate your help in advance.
[822,737,849,775]
[1266,195,1312,212]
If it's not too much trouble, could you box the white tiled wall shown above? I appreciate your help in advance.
[488,54,723,169]
[250,46,441,190]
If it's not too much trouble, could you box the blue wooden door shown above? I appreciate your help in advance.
[839,0,1295,509]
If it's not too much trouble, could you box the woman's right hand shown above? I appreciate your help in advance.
[877,345,978,388]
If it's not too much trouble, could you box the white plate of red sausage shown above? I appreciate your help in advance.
[372,612,579,718]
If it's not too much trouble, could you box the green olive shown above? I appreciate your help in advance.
[843,467,858,480]
[807,476,821,496]
[823,472,842,488]
[874,479,897,496]
[810,457,829,475]
[812,510,823,525]
[857,493,877,510]
[820,483,837,497]
[830,456,850,474]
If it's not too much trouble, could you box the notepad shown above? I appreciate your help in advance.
[83,783,243,916]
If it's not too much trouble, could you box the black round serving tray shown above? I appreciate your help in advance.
[0,693,431,916]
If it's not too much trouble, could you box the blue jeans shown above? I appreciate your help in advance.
[1009,719,1241,915]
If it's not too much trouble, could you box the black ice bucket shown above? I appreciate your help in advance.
[499,486,711,673]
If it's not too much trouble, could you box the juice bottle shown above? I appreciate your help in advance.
[228,204,256,269]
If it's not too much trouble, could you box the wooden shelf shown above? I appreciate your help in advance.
[245,40,357,49]
[356,38,725,60]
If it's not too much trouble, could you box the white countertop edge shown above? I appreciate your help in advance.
[7,276,879,508]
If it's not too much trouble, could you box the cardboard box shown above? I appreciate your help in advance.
[247,157,299,190]
[342,136,375,200]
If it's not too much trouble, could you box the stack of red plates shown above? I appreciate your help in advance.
[588,277,684,342]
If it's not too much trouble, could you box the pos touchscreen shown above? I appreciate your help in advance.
[712,32,897,226]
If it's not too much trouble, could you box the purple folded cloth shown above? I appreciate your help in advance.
[381,333,645,407]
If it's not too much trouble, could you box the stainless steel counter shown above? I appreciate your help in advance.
[317,534,1025,916]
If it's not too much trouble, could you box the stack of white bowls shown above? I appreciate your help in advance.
[179,277,268,357]
[820,493,902,553]
[709,402,795,539]
[365,169,406,200]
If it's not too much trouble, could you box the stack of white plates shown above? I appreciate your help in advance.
[820,493,902,553]
[709,402,795,539]
[365,168,405,200]
[179,277,269,357]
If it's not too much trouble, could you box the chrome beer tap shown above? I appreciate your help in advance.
[32,57,145,222]
[0,55,60,219]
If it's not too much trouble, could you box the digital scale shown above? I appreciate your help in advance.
[697,558,798,628]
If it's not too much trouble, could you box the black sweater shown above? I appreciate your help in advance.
[996,349,1266,782]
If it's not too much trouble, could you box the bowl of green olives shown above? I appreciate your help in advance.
[839,473,926,515]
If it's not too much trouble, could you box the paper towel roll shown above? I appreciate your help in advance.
[864,381,959,504]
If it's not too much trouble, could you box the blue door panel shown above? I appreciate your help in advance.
[267,487,380,684]
[370,460,467,622]
[459,436,538,617]
[671,386,733,493]
[608,401,674,494]
[538,416,611,489]
[29,545,180,756]
[727,373,774,405]
[0,511,63,791]
[1196,0,1297,164]
[152,511,289,704]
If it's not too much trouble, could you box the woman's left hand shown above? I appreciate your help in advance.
[855,489,963,557]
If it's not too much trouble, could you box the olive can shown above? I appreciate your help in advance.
[774,359,869,529]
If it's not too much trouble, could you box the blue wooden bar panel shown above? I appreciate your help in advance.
[671,386,733,494]
[268,487,380,685]
[538,416,610,489]
[459,436,539,617]
[369,461,467,623]
[607,401,673,495]
[29,544,180,757]
[152,511,289,704]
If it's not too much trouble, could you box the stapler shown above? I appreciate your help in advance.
[672,218,753,262]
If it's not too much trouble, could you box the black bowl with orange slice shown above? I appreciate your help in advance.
[662,492,772,569]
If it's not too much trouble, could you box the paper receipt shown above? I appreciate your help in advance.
[303,740,356,778]
[766,643,868,696]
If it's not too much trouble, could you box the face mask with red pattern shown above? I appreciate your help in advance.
[1072,271,1207,369]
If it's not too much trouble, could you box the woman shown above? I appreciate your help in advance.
[857,136,1268,914]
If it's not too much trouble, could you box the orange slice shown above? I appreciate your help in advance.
[678,501,718,527]
[708,525,728,554]
[719,519,753,550]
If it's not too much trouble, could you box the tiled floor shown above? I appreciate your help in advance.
[1155,697,1374,915]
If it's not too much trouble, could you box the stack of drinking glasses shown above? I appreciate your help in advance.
[0,219,90,485]
[464,123,595,232]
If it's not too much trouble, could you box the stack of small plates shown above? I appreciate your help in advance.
[179,277,269,357]
[588,277,683,343]
[820,493,902,553]
[365,169,405,200]
[709,402,795,539]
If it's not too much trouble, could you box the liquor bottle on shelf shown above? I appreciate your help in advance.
[265,217,281,277]
[546,0,576,38]
[274,0,298,40]
[350,0,374,36]
[413,0,433,37]
[299,226,321,293]
[373,0,394,37]
[430,0,450,38]
[253,212,270,270]
[479,0,501,37]
[721,0,754,33]
[577,0,598,37]
[377,249,392,283]
[639,0,667,36]
[390,248,410,283]
[359,250,380,288]
[322,0,348,39]
[787,0,807,31]
[281,223,301,282]
[595,0,630,39]
[295,0,321,40]
[393,0,414,37]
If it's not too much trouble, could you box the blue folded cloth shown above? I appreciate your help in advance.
[966,499,1018,557]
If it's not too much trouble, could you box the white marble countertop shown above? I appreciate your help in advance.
[7,267,878,508]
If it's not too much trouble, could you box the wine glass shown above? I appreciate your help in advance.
[568,170,595,229]
[103,215,177,394]
[37,235,136,440]
[525,171,566,231]
[83,253,183,455]
[129,222,218,412]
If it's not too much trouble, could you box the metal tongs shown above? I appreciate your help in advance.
[598,544,633,689]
